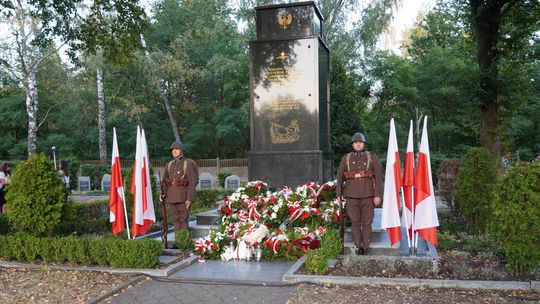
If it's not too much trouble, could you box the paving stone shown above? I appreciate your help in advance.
[106,280,295,304]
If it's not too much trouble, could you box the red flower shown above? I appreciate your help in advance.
[308,239,321,250]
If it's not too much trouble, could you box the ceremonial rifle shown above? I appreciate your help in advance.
[158,170,168,249]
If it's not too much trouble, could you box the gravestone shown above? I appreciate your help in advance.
[198,172,214,189]
[101,174,111,192]
[225,175,241,189]
[248,1,332,189]
[78,176,91,191]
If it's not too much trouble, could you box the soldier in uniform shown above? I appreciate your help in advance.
[160,141,199,233]
[336,132,382,255]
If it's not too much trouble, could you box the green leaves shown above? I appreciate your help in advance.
[491,163,540,273]
[6,153,65,236]
[455,148,498,234]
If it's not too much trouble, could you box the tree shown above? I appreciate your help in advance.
[468,0,540,158]
[0,0,147,156]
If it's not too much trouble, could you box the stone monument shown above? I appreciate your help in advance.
[248,1,332,188]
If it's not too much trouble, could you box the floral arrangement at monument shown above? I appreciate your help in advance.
[193,180,341,260]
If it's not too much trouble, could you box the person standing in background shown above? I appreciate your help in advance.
[0,162,13,216]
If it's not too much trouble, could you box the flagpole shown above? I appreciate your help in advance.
[120,186,131,239]
[411,186,418,256]
[399,186,411,252]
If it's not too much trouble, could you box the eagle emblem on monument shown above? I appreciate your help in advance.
[277,11,293,29]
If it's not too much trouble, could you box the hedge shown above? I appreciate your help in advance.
[491,163,540,273]
[0,235,162,268]
[455,148,498,234]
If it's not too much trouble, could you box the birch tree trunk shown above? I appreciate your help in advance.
[26,68,39,155]
[97,65,107,163]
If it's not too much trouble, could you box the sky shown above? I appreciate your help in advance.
[380,0,436,54]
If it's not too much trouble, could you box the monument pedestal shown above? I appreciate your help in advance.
[249,150,323,189]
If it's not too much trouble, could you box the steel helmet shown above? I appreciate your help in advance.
[169,141,185,150]
[351,132,366,143]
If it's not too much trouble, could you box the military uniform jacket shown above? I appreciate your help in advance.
[162,157,198,203]
[336,151,383,199]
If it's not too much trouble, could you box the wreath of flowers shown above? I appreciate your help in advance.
[195,180,342,260]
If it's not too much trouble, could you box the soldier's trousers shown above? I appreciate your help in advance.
[168,202,190,232]
[345,197,375,249]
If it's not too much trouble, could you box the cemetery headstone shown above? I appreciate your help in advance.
[101,174,111,192]
[78,176,91,191]
[198,172,214,189]
[225,175,241,189]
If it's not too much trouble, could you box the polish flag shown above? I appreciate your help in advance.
[413,117,439,246]
[109,128,128,237]
[381,118,402,246]
[402,121,414,240]
[131,127,156,237]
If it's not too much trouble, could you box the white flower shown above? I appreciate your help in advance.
[273,205,280,212]
[271,212,277,219]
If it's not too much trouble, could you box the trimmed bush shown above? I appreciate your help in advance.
[6,154,66,236]
[175,230,193,250]
[0,235,162,268]
[305,249,328,274]
[491,163,540,273]
[0,216,10,235]
[455,148,498,234]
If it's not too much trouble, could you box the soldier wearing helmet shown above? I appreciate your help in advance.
[336,132,382,255]
[160,141,199,233]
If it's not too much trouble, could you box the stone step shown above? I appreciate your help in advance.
[196,209,221,225]
[341,229,400,256]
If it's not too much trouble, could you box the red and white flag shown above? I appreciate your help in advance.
[402,120,414,240]
[109,127,129,237]
[381,118,402,246]
[413,116,439,246]
[131,126,156,237]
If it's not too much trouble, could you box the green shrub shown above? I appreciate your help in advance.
[320,229,342,259]
[88,238,109,266]
[455,148,498,234]
[0,235,162,268]
[6,154,66,236]
[218,170,233,188]
[56,217,110,236]
[491,163,540,273]
[305,249,328,275]
[462,233,502,256]
[195,189,234,214]
[0,216,10,235]
[56,200,111,235]
[106,238,162,268]
[437,231,459,252]
[175,230,193,250]
[62,200,108,220]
